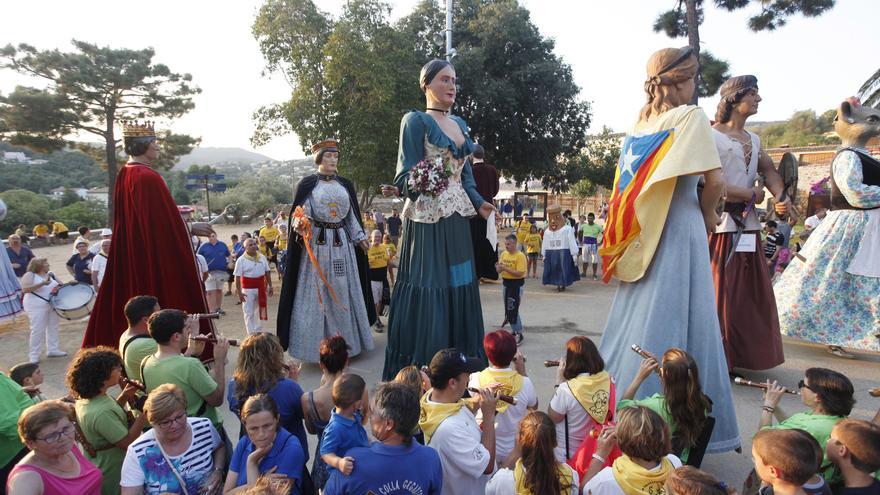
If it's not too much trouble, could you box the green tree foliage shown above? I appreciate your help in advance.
[211,175,291,218]
[538,127,620,194]
[0,40,200,222]
[52,200,108,230]
[0,189,52,234]
[653,0,835,101]
[253,0,417,206]
[399,0,590,185]
[751,109,837,148]
[698,52,730,98]
[0,149,105,193]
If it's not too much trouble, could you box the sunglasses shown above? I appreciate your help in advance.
[797,379,812,391]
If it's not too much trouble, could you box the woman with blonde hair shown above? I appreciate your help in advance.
[227,333,308,462]
[486,411,579,494]
[665,466,733,495]
[20,258,64,364]
[596,46,739,455]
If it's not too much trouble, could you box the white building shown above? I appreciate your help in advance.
[86,187,109,205]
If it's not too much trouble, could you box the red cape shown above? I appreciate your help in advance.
[82,163,213,350]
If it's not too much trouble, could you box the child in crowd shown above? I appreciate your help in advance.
[826,419,880,495]
[367,230,389,330]
[8,362,47,403]
[362,212,377,233]
[579,212,604,280]
[524,225,542,278]
[515,213,532,251]
[382,233,397,285]
[496,234,527,343]
[763,220,783,273]
[320,373,370,476]
[665,466,733,495]
[752,429,818,495]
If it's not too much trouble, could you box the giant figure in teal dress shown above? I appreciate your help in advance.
[381,109,488,379]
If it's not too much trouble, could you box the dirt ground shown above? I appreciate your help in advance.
[2,220,879,485]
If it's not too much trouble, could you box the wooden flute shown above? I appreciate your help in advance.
[734,377,799,395]
[467,387,518,406]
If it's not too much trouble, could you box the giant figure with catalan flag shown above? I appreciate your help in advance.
[597,47,741,454]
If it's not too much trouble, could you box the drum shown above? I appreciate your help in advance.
[51,283,96,320]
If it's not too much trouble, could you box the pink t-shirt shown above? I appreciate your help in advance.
[7,447,102,495]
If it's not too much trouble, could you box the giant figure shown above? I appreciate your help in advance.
[597,47,741,454]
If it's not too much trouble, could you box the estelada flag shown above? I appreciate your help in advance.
[598,106,722,283]
[600,130,674,282]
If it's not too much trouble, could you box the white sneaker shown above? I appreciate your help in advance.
[47,351,68,358]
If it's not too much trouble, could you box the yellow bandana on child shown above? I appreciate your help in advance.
[611,454,673,495]
[477,368,523,414]
[567,371,612,424]
[419,391,466,444]
[513,459,574,495]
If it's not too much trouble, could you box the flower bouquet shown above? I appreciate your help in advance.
[407,157,450,197]
[809,177,830,196]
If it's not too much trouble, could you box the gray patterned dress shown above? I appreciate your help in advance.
[288,179,374,362]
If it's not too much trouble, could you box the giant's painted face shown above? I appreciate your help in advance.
[548,207,563,231]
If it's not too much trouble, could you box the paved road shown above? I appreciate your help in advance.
[2,222,878,486]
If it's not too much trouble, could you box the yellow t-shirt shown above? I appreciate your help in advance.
[51,222,68,234]
[383,241,397,259]
[33,224,49,236]
[259,226,280,242]
[499,250,527,280]
[276,235,288,251]
[363,218,377,232]
[368,244,389,269]
[258,244,272,258]
[524,233,542,254]
[515,220,532,243]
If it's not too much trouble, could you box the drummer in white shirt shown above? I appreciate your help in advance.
[90,239,111,290]
[19,258,65,363]
[233,238,273,334]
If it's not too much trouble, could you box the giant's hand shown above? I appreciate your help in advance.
[478,202,496,220]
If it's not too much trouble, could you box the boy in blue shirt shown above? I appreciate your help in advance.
[320,373,370,476]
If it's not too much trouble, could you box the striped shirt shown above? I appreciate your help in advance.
[120,417,221,494]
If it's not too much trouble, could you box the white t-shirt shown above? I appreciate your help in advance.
[485,463,579,495]
[233,254,270,279]
[541,225,579,257]
[468,368,538,463]
[549,373,602,462]
[196,254,208,277]
[582,454,682,495]
[426,403,492,494]
[805,215,823,230]
[120,417,221,494]
[89,242,103,255]
[90,253,108,286]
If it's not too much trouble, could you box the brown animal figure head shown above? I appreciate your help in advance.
[834,97,880,148]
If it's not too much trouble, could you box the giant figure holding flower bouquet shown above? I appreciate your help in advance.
[380,60,496,380]
[276,139,376,363]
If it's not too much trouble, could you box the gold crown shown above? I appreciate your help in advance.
[311,139,338,154]
[121,120,156,138]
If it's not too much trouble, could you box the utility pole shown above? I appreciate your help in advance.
[445,0,453,61]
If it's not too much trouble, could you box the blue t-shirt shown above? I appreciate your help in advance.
[7,245,34,277]
[232,242,245,258]
[230,427,304,489]
[227,378,309,461]
[320,410,369,473]
[66,252,95,284]
[197,241,230,272]
[323,442,443,495]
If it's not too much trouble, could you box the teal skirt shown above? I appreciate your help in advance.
[382,213,486,379]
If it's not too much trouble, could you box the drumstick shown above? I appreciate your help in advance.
[734,377,799,395]
[189,335,239,346]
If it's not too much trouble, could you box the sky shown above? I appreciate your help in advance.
[2,0,878,161]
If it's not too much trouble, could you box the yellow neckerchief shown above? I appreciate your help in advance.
[513,459,574,495]
[477,367,523,414]
[242,251,264,263]
[567,371,611,424]
[611,454,673,495]
[419,390,466,444]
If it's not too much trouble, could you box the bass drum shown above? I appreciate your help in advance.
[51,283,96,320]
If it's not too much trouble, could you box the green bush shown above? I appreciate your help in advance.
[0,189,52,236]
[53,200,108,231]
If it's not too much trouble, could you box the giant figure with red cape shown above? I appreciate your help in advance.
[83,121,214,350]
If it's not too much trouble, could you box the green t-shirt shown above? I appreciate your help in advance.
[764,411,843,483]
[579,223,604,240]
[141,354,221,426]
[75,395,129,495]
[118,332,158,383]
[0,373,33,466]
[618,393,691,463]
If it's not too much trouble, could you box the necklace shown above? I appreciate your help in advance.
[317,172,337,181]
[426,107,449,114]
